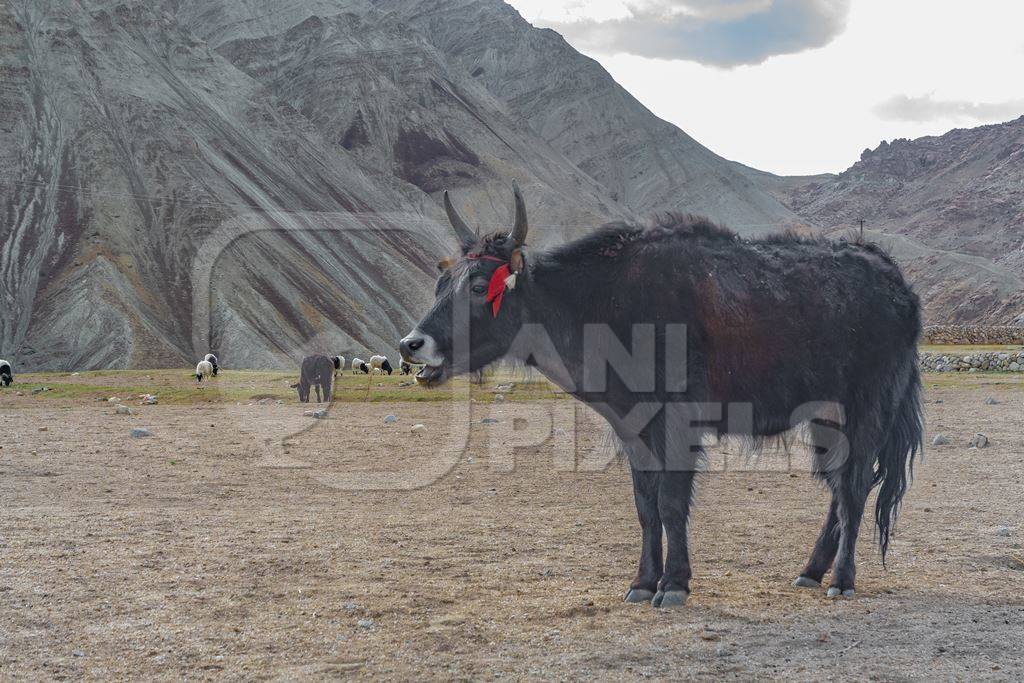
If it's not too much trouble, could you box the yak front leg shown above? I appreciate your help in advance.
[652,468,696,608]
[625,467,663,603]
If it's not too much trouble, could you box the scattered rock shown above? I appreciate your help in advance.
[107,397,118,402]
[141,395,158,405]
[495,383,515,392]
[343,602,359,611]
[357,619,374,629]
[931,434,950,446]
[383,414,397,424]
[130,428,153,438]
[493,394,505,403]
[410,423,426,435]
[313,409,328,419]
[984,396,999,405]
[995,526,1011,537]
[398,381,414,387]
[38,426,48,432]
[969,433,989,449]
[481,418,499,424]
[116,405,131,415]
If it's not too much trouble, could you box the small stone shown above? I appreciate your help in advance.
[357,619,373,629]
[931,434,950,446]
[72,650,85,658]
[38,426,48,432]
[343,602,359,610]
[410,424,426,434]
[970,433,989,448]
[383,414,397,424]
[116,405,131,415]
[108,397,119,402]
[481,418,499,424]
[984,396,999,405]
[995,526,1011,537]
[313,409,328,419]
[493,394,505,403]
[130,428,152,438]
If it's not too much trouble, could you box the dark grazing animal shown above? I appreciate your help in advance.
[400,361,413,375]
[292,354,335,403]
[204,353,219,376]
[0,360,12,387]
[401,186,923,608]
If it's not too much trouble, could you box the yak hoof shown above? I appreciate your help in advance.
[624,588,656,604]
[792,576,821,589]
[651,590,689,609]
[826,587,855,599]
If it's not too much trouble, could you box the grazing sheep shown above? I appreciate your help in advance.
[0,360,12,388]
[400,361,413,375]
[195,360,214,383]
[351,357,370,374]
[204,353,219,376]
[370,355,393,375]
[333,355,345,377]
[291,354,334,403]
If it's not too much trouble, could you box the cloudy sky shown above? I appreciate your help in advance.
[507,0,1024,176]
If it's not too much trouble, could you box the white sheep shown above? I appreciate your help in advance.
[0,359,12,388]
[370,355,393,375]
[333,355,345,376]
[351,357,369,374]
[195,360,214,383]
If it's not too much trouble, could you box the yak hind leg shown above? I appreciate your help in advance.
[624,466,663,604]
[827,466,872,598]
[794,495,838,588]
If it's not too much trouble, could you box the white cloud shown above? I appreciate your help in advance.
[874,93,1024,124]
[543,0,851,67]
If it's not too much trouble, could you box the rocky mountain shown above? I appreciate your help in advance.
[775,117,1024,325]
[1,0,1020,371]
[0,0,805,370]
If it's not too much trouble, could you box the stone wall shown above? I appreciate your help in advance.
[920,350,1024,373]
[922,325,1024,345]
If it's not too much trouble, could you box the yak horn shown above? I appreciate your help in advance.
[507,181,528,246]
[443,191,477,244]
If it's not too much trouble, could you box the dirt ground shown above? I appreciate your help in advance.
[1,372,1022,680]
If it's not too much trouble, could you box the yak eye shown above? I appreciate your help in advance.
[471,283,487,294]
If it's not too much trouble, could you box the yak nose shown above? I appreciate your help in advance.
[400,335,424,361]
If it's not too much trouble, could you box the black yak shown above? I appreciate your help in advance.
[292,355,335,403]
[401,185,922,607]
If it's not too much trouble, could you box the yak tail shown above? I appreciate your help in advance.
[873,366,923,563]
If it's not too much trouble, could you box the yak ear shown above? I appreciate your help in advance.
[510,247,525,274]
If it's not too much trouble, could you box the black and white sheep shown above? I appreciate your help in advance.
[0,359,12,388]
[333,355,345,377]
[291,354,334,403]
[370,355,393,375]
[195,360,214,383]
[400,361,413,375]
[351,357,370,374]
[204,353,219,376]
